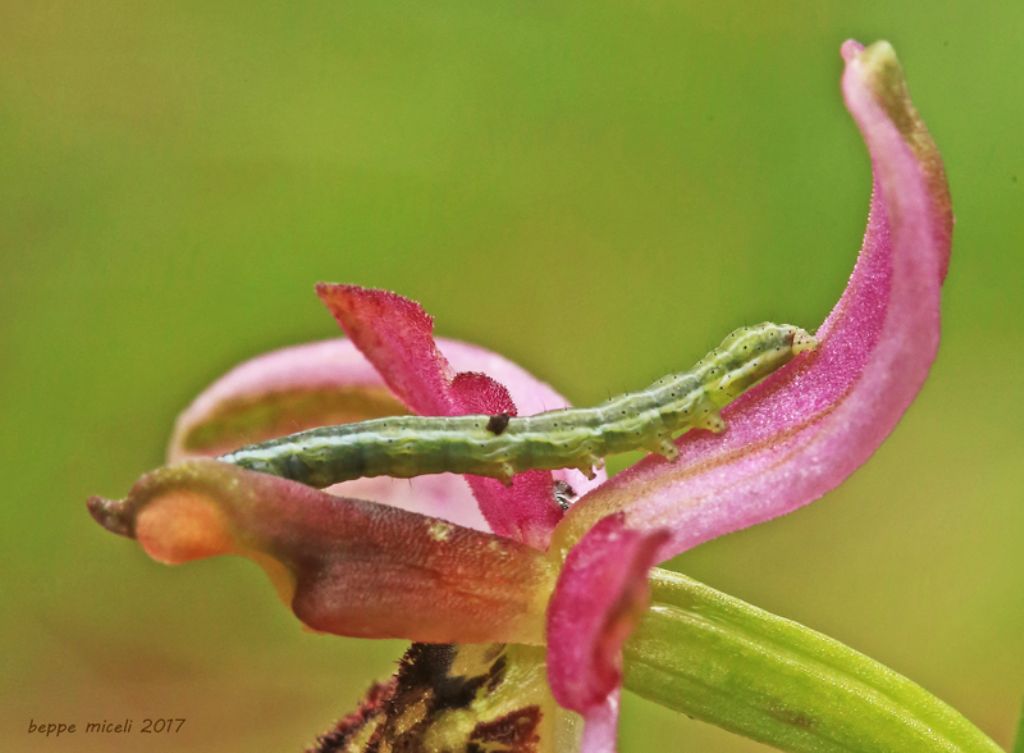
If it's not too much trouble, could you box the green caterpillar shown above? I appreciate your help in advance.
[219,322,816,487]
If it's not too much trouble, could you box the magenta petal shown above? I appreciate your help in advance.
[449,370,516,413]
[317,283,603,548]
[546,514,667,720]
[314,284,457,415]
[555,41,952,561]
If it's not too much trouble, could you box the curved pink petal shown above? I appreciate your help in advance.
[168,338,407,460]
[316,286,457,415]
[555,40,952,561]
[546,513,667,727]
[317,283,604,549]
[87,459,555,644]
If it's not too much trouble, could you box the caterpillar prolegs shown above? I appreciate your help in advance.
[220,322,816,487]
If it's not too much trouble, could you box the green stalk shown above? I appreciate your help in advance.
[623,569,1003,753]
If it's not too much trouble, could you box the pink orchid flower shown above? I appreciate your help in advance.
[88,40,966,752]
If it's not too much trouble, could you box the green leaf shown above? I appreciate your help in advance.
[623,569,1003,753]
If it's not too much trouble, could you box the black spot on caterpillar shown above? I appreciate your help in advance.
[486,413,511,435]
[220,322,817,487]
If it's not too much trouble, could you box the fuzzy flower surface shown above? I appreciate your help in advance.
[88,40,954,753]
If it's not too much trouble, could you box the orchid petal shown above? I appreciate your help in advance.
[546,513,667,751]
[555,40,952,561]
[168,338,407,461]
[87,459,554,644]
[317,283,604,548]
[314,285,456,415]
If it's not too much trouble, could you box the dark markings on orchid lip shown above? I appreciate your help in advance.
[397,643,489,712]
[305,679,395,753]
[309,642,523,753]
[467,707,542,753]
[221,323,817,489]
[552,480,577,511]
[485,655,508,693]
[486,412,511,435]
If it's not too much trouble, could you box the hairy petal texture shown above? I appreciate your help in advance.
[547,514,668,752]
[86,459,555,644]
[555,40,953,560]
[317,283,603,548]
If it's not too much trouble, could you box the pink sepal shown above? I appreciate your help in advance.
[557,40,952,562]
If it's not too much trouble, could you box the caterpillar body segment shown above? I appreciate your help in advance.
[220,322,816,488]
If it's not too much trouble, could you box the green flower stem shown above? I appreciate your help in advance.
[623,568,1003,753]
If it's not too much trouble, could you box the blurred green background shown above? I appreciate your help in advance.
[2,2,1021,751]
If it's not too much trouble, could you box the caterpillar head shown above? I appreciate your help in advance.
[709,323,817,406]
